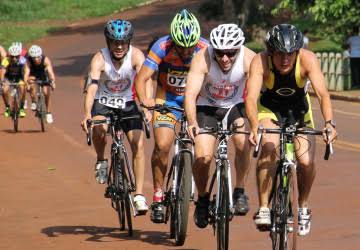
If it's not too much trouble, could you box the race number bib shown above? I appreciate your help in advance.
[98,93,126,109]
[167,73,186,88]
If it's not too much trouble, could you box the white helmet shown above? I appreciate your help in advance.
[29,45,43,57]
[210,24,245,50]
[8,43,22,56]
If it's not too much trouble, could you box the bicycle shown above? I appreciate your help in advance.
[34,79,50,132]
[86,109,150,236]
[198,120,249,250]
[253,112,333,250]
[142,104,194,246]
[8,81,21,132]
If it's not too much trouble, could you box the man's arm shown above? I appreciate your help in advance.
[23,62,31,84]
[302,50,337,141]
[184,47,208,139]
[245,53,265,145]
[134,63,155,106]
[81,52,103,132]
[133,48,153,100]
[44,57,56,82]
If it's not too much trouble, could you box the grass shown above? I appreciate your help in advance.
[0,0,151,48]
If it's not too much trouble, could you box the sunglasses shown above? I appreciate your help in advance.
[214,49,239,58]
[10,55,20,59]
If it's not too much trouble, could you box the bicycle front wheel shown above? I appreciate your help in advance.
[174,151,192,246]
[12,94,19,132]
[38,92,46,132]
[119,151,133,236]
[272,165,298,250]
[216,160,230,250]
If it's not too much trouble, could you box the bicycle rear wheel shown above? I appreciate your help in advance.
[174,151,192,246]
[38,92,46,132]
[216,160,230,250]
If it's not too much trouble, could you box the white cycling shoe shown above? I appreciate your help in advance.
[134,194,148,215]
[298,207,312,236]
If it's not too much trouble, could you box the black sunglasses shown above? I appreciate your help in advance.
[10,55,20,59]
[214,49,239,58]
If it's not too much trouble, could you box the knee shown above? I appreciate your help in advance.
[194,154,212,168]
[130,138,144,155]
[154,141,171,156]
[93,127,107,140]
[298,158,315,171]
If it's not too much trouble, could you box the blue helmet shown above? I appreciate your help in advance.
[104,19,134,41]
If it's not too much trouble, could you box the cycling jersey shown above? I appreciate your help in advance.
[1,56,26,82]
[197,46,246,108]
[144,35,208,129]
[95,46,136,109]
[28,56,48,80]
[259,55,314,127]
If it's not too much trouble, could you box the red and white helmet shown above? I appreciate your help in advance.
[28,45,43,58]
[210,24,245,50]
[8,42,22,56]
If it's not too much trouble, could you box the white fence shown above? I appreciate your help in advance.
[316,52,351,91]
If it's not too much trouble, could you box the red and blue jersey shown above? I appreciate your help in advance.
[144,35,208,98]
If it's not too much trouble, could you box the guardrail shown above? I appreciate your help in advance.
[316,52,351,91]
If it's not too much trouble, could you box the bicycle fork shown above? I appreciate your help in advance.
[215,159,234,216]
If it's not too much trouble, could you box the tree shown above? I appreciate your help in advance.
[273,0,360,41]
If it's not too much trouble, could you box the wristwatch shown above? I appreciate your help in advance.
[325,120,336,128]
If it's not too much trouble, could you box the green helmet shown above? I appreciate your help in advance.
[170,9,201,48]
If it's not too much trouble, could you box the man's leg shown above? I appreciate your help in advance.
[2,84,10,117]
[150,125,175,223]
[254,118,279,228]
[232,118,252,215]
[127,128,148,214]
[92,115,108,184]
[295,134,316,236]
[193,133,216,228]
[19,84,26,117]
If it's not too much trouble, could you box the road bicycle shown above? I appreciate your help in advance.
[34,79,50,132]
[253,111,333,250]
[142,104,194,246]
[198,120,249,250]
[8,81,21,132]
[86,110,150,236]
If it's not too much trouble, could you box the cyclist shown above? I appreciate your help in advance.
[24,45,56,124]
[80,19,150,214]
[1,42,27,118]
[135,9,208,223]
[245,24,337,236]
[185,23,256,228]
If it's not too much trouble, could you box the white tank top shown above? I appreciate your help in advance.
[95,46,136,108]
[197,45,246,108]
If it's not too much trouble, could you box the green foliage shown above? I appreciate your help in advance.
[0,0,147,22]
[0,0,149,48]
[245,41,264,53]
[310,39,342,53]
[273,0,360,42]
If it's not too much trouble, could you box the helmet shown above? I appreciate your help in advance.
[210,24,245,50]
[28,45,43,57]
[104,19,134,41]
[170,9,201,48]
[8,43,22,56]
[266,24,303,53]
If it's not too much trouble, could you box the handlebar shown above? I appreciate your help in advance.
[253,127,333,160]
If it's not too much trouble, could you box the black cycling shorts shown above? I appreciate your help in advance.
[196,102,246,130]
[91,100,143,133]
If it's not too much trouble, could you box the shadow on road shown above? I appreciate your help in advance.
[41,225,180,246]
[1,129,44,134]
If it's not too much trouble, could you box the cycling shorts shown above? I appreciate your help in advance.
[91,100,143,133]
[197,102,246,130]
[3,79,26,86]
[153,87,183,130]
[258,93,315,128]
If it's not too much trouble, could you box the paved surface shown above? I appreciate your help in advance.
[0,1,360,249]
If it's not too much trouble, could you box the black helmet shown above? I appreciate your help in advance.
[266,24,303,53]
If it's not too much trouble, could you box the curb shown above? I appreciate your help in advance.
[308,91,360,103]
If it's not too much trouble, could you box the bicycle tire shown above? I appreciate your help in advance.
[174,151,192,246]
[112,154,125,231]
[13,94,19,132]
[216,160,230,250]
[271,165,298,250]
[169,157,176,239]
[119,151,133,236]
[38,92,46,132]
